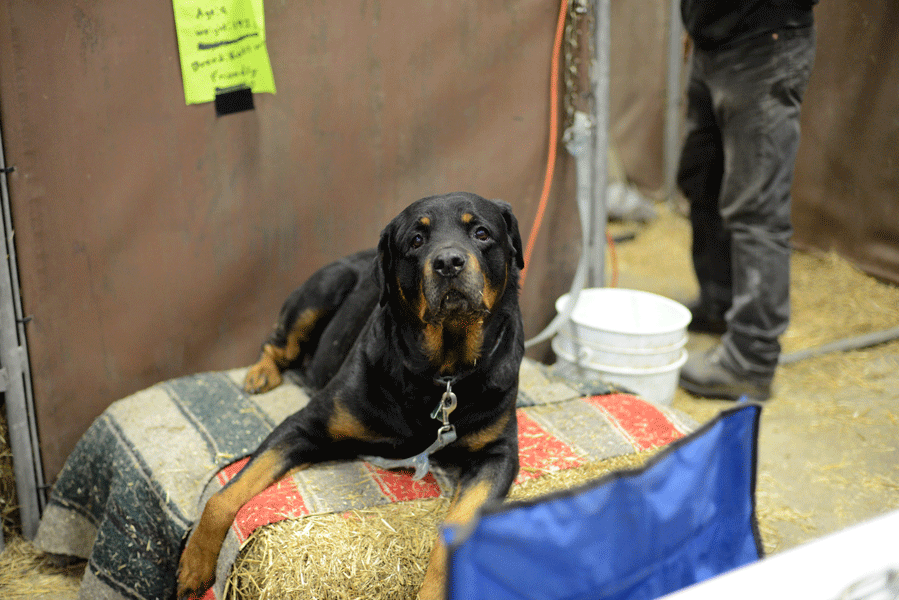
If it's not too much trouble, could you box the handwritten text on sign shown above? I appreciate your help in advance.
[172,0,276,105]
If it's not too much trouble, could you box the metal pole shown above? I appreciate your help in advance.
[0,121,46,541]
[664,0,684,206]
[525,0,611,347]
[589,0,610,288]
[780,326,899,365]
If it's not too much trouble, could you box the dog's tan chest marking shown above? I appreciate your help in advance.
[422,318,485,375]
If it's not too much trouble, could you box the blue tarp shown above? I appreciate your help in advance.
[446,404,762,600]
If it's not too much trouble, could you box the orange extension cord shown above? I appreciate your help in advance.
[519,0,567,289]
[520,0,618,291]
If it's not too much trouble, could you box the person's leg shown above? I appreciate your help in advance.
[677,52,731,333]
[680,27,816,400]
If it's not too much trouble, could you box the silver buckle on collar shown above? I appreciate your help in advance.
[362,380,460,480]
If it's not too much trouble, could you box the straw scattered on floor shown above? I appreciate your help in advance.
[0,536,83,600]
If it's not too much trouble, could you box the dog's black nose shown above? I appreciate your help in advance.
[433,250,466,278]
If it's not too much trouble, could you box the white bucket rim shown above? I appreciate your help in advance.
[552,337,688,375]
[556,328,687,355]
[556,288,692,336]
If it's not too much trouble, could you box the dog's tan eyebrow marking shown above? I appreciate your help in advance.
[418,216,431,227]
[461,213,473,224]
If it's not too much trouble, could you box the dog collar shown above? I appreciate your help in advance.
[360,380,459,480]
[363,329,507,479]
[432,372,468,388]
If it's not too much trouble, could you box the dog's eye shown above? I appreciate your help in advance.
[474,227,490,241]
[410,234,425,249]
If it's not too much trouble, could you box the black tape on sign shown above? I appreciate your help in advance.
[215,86,254,116]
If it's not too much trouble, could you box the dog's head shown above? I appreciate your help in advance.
[376,193,522,363]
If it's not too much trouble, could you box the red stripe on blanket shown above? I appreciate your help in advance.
[365,464,443,502]
[220,457,311,544]
[214,394,682,561]
[216,456,249,485]
[515,409,585,484]
[584,394,685,451]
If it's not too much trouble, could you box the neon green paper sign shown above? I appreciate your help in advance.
[172,0,276,105]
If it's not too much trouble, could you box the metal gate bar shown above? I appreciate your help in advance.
[663,0,684,205]
[0,120,45,543]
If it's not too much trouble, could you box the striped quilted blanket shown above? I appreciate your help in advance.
[34,360,694,600]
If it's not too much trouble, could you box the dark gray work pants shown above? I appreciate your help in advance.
[677,26,816,378]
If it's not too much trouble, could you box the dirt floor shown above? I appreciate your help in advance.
[1,203,898,597]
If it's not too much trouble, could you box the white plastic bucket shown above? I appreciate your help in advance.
[552,336,688,405]
[554,329,686,368]
[555,288,692,350]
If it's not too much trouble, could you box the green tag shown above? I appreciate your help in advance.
[172,0,276,105]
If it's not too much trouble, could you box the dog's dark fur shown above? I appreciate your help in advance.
[176,192,525,599]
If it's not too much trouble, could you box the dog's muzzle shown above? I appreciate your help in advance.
[432,248,467,278]
[423,248,485,317]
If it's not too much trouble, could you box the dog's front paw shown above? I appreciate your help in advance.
[243,357,283,394]
[176,538,216,600]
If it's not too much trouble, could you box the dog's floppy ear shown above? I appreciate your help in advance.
[493,199,524,271]
[375,222,396,307]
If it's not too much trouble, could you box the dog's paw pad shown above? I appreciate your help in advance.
[243,362,282,394]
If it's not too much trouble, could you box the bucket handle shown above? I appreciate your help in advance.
[574,345,593,363]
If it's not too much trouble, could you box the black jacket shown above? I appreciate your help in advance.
[681,0,817,50]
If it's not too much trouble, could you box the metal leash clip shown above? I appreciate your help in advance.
[431,380,458,425]
[430,380,458,452]
[362,380,459,481]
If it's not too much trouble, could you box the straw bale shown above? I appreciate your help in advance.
[227,450,658,600]
[227,499,446,600]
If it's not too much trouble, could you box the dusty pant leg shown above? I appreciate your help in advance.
[710,28,816,377]
[677,54,732,311]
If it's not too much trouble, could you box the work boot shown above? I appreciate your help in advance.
[685,297,728,335]
[679,346,772,401]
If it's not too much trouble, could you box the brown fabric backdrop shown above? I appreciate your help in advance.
[0,1,572,478]
[791,1,899,281]
[0,1,895,480]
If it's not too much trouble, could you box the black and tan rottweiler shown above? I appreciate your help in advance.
[176,192,525,599]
